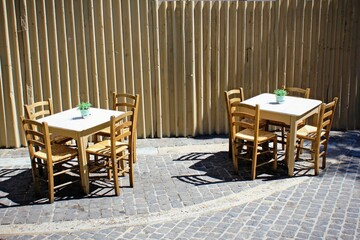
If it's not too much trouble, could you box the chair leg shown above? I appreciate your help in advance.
[119,151,126,176]
[129,153,134,188]
[251,144,258,180]
[295,139,301,160]
[47,165,55,204]
[231,139,238,174]
[322,140,328,169]
[94,134,101,163]
[285,140,289,166]
[313,141,320,175]
[310,141,315,164]
[281,127,285,150]
[299,139,304,154]
[112,158,120,196]
[133,133,137,163]
[273,139,278,171]
[31,158,41,196]
[228,135,232,158]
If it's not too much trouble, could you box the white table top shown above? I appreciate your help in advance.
[37,107,124,132]
[242,93,322,117]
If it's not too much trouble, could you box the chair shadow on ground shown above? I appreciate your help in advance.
[172,151,292,186]
[174,131,360,185]
[0,165,124,207]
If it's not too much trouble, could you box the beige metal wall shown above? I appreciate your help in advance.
[0,0,359,148]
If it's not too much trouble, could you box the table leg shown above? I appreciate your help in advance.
[287,117,297,177]
[77,136,89,194]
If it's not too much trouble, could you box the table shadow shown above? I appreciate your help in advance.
[0,164,122,207]
[172,151,289,186]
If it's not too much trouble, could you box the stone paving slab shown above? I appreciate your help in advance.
[0,131,359,239]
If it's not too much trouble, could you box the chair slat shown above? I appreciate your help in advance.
[87,110,136,196]
[229,102,277,179]
[21,117,79,203]
[294,97,338,175]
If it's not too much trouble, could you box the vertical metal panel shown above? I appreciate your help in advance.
[103,0,116,100]
[140,0,154,138]
[159,1,170,137]
[350,0,360,129]
[0,62,6,146]
[8,0,25,145]
[293,0,304,88]
[37,0,52,100]
[19,0,34,106]
[56,0,72,109]
[66,0,80,106]
[0,0,360,147]
[211,2,220,134]
[219,2,229,133]
[261,2,270,93]
[185,1,196,136]
[130,0,146,138]
[94,1,108,109]
[236,1,246,96]
[244,2,254,96]
[203,2,211,134]
[86,0,99,107]
[253,1,262,96]
[228,2,237,91]
[73,0,89,103]
[150,0,162,137]
[195,1,204,135]
[0,0,20,147]
[285,0,296,87]
[122,0,135,94]
[46,0,62,112]
[28,0,43,102]
[301,0,312,90]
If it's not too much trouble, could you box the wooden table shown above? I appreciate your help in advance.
[242,93,322,176]
[38,107,124,194]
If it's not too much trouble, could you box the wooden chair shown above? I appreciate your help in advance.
[230,102,277,180]
[269,86,311,150]
[292,97,338,175]
[24,99,73,144]
[95,92,140,163]
[21,117,79,203]
[86,110,136,196]
[224,88,267,158]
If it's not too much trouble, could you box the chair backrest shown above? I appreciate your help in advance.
[112,92,140,138]
[316,97,338,142]
[230,102,260,142]
[224,88,245,114]
[21,116,52,163]
[283,86,310,98]
[109,110,135,155]
[112,92,139,111]
[24,99,54,120]
[224,88,245,128]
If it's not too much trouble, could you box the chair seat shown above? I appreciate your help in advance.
[235,128,276,143]
[268,120,288,127]
[97,127,111,136]
[296,125,326,140]
[97,127,131,137]
[242,118,267,128]
[86,140,128,157]
[34,144,78,162]
[50,134,73,144]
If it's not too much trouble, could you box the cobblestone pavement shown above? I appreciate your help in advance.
[0,131,359,239]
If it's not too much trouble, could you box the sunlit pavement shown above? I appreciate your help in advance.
[0,131,359,239]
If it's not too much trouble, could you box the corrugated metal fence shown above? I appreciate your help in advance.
[0,0,359,148]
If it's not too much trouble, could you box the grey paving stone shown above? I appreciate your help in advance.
[0,132,359,239]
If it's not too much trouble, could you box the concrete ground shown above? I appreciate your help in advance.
[0,131,359,239]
